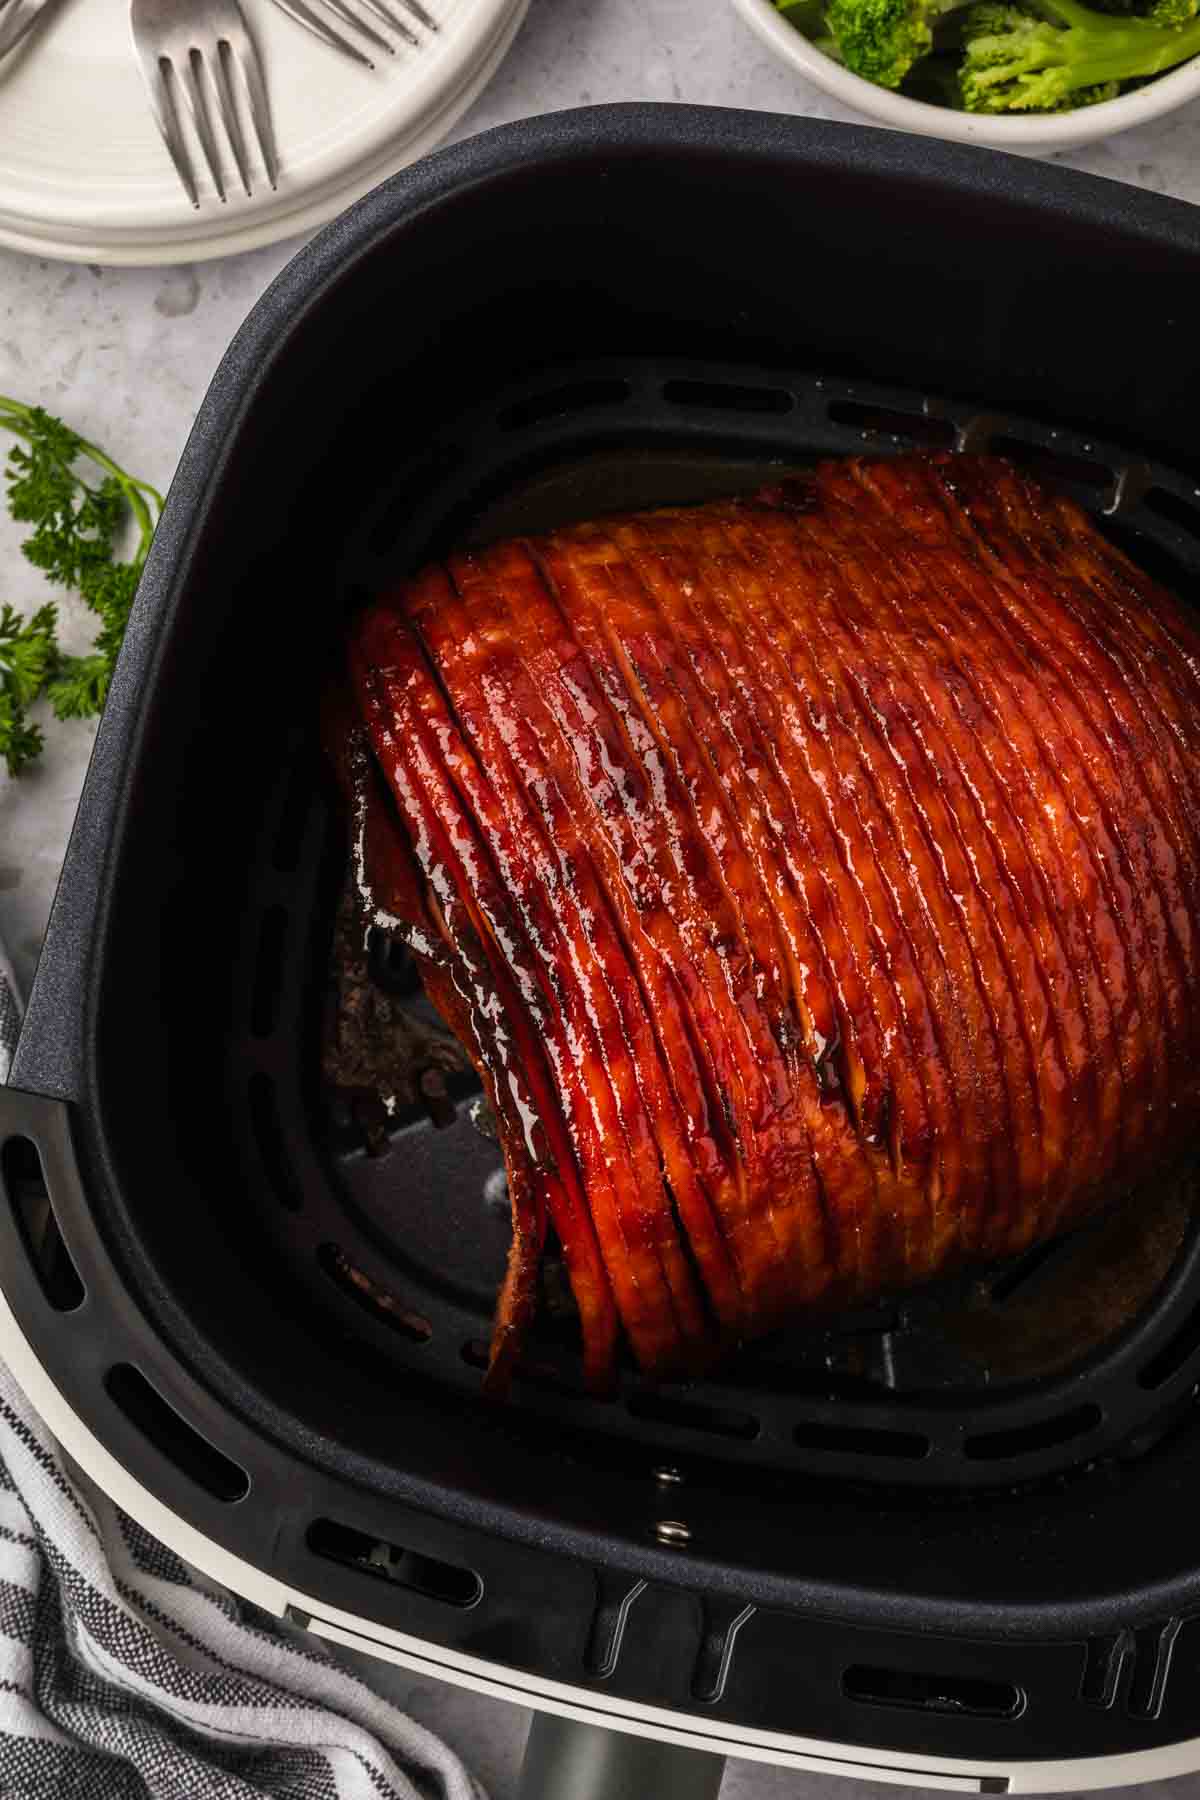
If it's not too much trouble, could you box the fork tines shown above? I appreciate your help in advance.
[132,0,278,207]
[0,0,58,61]
[268,0,437,69]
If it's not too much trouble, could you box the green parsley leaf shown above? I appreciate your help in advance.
[0,601,58,776]
[0,399,162,777]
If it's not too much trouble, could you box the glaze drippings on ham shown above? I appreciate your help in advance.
[337,453,1200,1390]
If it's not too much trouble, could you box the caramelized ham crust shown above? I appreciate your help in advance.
[340,453,1200,1389]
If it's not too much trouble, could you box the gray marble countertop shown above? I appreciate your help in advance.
[4,1,1200,1793]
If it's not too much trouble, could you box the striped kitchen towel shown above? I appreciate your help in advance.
[0,942,486,1800]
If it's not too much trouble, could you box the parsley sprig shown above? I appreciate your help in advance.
[0,398,163,777]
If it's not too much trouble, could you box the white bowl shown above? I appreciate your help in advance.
[729,0,1200,147]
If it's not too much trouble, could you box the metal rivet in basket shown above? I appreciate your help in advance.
[653,1464,684,1486]
[655,1519,692,1548]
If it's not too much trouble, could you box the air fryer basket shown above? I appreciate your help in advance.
[288,352,1200,1495]
[5,107,1200,1787]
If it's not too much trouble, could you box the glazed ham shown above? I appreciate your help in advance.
[339,453,1200,1391]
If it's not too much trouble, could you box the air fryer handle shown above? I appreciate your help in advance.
[519,1712,725,1800]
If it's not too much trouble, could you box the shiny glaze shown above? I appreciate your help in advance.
[345,454,1200,1388]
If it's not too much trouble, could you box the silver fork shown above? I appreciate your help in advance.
[131,0,279,208]
[267,0,437,69]
[0,0,60,62]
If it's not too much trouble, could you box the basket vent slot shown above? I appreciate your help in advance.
[498,379,631,432]
[308,1519,481,1608]
[989,436,1111,489]
[1081,1632,1129,1709]
[1128,1620,1181,1720]
[1143,485,1200,543]
[963,1403,1101,1461]
[691,1600,756,1703]
[1,1136,84,1312]
[1080,1622,1179,1719]
[663,378,792,416]
[626,1390,759,1442]
[792,1420,929,1460]
[585,1571,646,1678]
[826,400,954,447]
[843,1664,1024,1720]
[105,1364,249,1502]
[317,1243,431,1343]
[248,1074,303,1212]
[1129,1627,1180,1720]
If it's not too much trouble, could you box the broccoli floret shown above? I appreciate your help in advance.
[791,0,969,86]
[1147,0,1197,26]
[775,0,845,61]
[1091,0,1194,21]
[961,0,1200,107]
[1089,0,1194,21]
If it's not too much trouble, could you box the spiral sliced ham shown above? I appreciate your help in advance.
[340,452,1200,1390]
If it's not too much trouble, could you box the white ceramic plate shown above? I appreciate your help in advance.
[729,0,1200,148]
[0,0,526,264]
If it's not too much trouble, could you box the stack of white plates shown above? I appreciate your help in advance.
[0,0,527,263]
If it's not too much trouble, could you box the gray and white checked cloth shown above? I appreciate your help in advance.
[0,934,487,1800]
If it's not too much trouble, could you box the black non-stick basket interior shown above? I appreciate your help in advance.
[9,109,1200,1768]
